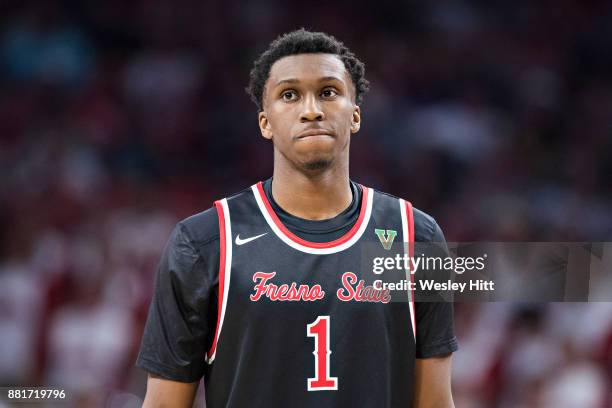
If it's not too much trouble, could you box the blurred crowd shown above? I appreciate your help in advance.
[0,0,610,406]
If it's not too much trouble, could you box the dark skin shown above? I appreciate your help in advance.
[142,53,454,408]
[258,53,361,220]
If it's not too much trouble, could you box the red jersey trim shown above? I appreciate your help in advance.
[403,199,416,339]
[254,181,369,249]
[207,200,227,361]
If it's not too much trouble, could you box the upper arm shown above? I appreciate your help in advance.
[414,354,454,408]
[412,212,458,407]
[136,209,220,383]
[414,215,458,359]
[142,374,199,408]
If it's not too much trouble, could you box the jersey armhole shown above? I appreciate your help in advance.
[399,199,416,340]
[206,199,232,363]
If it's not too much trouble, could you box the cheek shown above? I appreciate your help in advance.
[269,107,297,132]
[334,105,356,132]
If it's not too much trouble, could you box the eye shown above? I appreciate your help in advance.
[281,90,298,101]
[321,88,338,98]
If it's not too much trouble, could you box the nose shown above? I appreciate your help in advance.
[300,94,325,122]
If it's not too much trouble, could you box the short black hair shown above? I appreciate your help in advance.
[246,29,370,112]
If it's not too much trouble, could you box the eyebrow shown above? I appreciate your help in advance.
[274,76,345,87]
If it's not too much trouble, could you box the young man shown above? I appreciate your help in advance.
[137,29,457,407]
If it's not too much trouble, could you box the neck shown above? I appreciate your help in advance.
[271,155,352,221]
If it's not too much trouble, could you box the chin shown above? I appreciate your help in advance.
[292,150,335,172]
[302,159,333,171]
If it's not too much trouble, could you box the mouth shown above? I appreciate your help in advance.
[295,129,336,140]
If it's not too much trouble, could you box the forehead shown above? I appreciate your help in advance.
[267,53,349,86]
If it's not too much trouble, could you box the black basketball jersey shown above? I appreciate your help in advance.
[136,181,457,407]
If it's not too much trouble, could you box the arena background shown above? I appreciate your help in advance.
[0,1,611,407]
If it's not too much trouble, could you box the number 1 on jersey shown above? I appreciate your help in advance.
[307,315,338,391]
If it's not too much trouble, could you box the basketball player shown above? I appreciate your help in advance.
[136,29,458,407]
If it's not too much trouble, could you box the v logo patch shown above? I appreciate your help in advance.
[374,229,397,250]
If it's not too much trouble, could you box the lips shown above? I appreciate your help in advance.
[296,129,335,139]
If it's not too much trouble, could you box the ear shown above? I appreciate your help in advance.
[350,105,361,134]
[259,111,273,140]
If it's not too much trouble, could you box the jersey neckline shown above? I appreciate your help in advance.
[251,181,373,254]
[262,178,360,235]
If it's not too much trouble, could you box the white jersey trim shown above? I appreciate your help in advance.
[399,198,416,341]
[206,198,232,364]
[251,184,374,255]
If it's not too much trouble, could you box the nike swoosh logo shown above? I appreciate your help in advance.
[235,233,268,246]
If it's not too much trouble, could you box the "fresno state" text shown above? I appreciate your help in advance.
[250,271,390,303]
